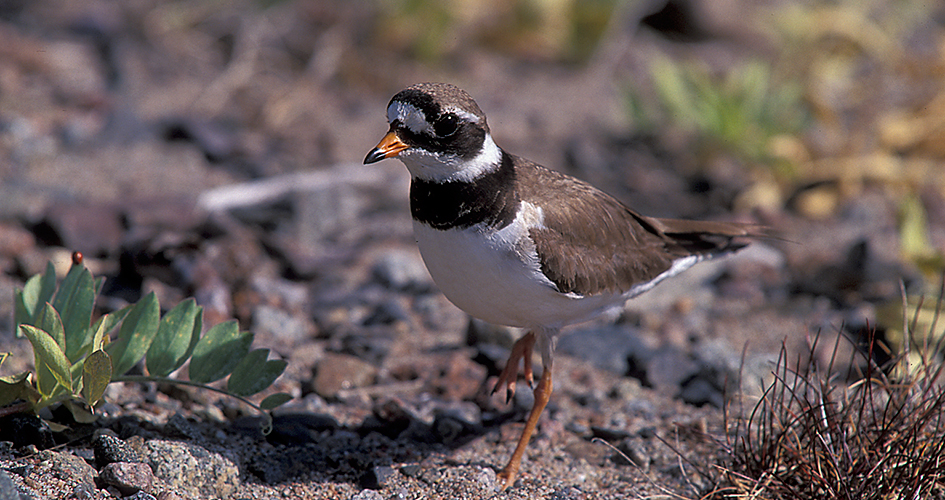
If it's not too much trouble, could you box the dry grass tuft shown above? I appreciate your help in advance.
[700,313,945,499]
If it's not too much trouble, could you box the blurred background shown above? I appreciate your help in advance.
[2,0,944,340]
[2,0,945,402]
[2,0,945,412]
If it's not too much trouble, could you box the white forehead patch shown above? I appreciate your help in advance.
[445,107,481,124]
[387,101,433,135]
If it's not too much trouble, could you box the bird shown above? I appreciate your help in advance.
[364,82,760,489]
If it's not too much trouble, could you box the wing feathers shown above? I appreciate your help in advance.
[514,157,761,296]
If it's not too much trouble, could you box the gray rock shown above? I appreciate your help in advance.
[371,248,431,293]
[682,337,778,405]
[432,401,481,428]
[92,430,142,466]
[250,275,309,309]
[358,465,396,490]
[550,486,587,500]
[123,492,157,500]
[246,449,294,484]
[20,451,96,500]
[413,294,452,329]
[295,182,362,246]
[558,324,649,375]
[430,413,472,446]
[71,484,93,500]
[364,398,430,442]
[0,469,32,500]
[349,490,383,500]
[643,345,698,390]
[399,464,422,478]
[678,375,724,408]
[0,222,35,258]
[142,440,239,499]
[253,305,314,344]
[361,299,410,327]
[340,332,394,365]
[163,413,202,441]
[694,338,742,375]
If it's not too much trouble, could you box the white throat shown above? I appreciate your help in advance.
[398,133,503,183]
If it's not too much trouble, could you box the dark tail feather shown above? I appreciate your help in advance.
[649,217,774,257]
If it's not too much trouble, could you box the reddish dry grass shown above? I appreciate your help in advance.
[698,324,945,500]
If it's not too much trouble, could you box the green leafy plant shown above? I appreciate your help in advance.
[1,253,291,433]
[374,0,619,63]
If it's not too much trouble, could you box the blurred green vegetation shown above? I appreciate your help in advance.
[626,57,809,175]
[373,0,620,62]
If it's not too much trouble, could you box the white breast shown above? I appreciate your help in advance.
[413,201,624,329]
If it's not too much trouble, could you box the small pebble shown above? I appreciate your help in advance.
[359,465,396,490]
[350,489,383,500]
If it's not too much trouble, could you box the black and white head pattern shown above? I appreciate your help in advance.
[386,83,503,183]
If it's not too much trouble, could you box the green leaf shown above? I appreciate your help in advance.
[63,399,98,424]
[226,349,287,397]
[259,392,292,410]
[106,292,161,377]
[70,357,85,394]
[189,321,253,384]
[147,299,202,377]
[68,307,131,366]
[35,303,66,353]
[82,350,112,406]
[92,306,132,345]
[20,324,72,397]
[0,371,39,407]
[52,263,96,362]
[13,290,29,334]
[14,261,57,329]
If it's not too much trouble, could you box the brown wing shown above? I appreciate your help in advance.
[515,158,755,296]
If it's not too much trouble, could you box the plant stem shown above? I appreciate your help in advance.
[113,375,273,434]
[0,401,31,418]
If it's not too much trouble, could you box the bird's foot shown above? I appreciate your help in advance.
[496,464,518,491]
[492,331,537,403]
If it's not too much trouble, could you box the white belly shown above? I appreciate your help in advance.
[412,202,622,329]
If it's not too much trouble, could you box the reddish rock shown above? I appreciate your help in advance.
[432,352,487,402]
[100,462,153,495]
[311,353,378,399]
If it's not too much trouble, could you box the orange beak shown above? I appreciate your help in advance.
[364,130,409,164]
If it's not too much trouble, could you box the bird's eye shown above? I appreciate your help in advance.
[433,113,459,137]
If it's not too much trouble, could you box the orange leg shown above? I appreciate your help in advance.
[497,364,553,489]
[492,331,536,403]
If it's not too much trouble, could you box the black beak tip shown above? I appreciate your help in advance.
[363,148,384,165]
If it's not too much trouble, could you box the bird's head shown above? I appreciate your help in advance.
[364,83,502,183]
